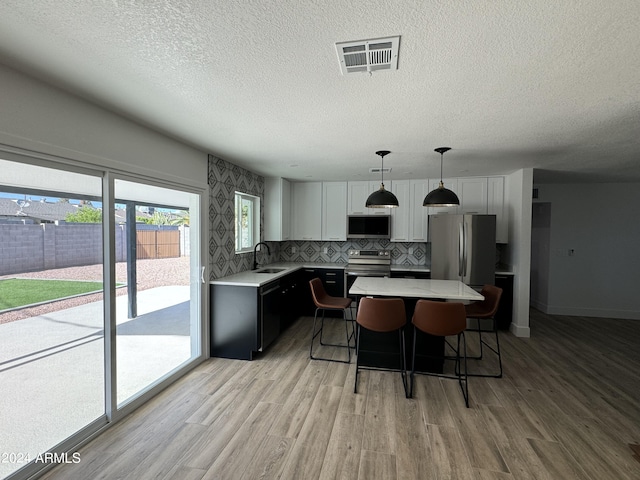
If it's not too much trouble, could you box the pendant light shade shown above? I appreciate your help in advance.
[366,150,399,208]
[423,147,460,207]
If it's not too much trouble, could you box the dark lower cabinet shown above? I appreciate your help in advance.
[494,274,514,330]
[210,268,308,360]
[390,270,431,279]
[210,283,259,360]
[301,267,345,317]
[280,269,304,330]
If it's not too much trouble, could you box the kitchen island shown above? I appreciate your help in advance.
[349,277,483,373]
[349,277,483,302]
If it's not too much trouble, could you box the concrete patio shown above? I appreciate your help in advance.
[0,286,192,479]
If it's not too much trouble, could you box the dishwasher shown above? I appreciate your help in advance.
[259,281,281,351]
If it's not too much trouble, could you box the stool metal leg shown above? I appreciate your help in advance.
[310,307,352,364]
[466,317,503,378]
[354,324,361,393]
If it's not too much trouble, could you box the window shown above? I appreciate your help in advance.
[235,192,260,253]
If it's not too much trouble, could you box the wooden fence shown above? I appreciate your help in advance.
[136,230,180,259]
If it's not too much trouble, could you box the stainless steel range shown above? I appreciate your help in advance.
[344,249,391,297]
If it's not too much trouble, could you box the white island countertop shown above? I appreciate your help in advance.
[349,277,484,302]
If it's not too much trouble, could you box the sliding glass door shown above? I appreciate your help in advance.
[0,158,105,480]
[113,179,201,407]
[0,156,204,480]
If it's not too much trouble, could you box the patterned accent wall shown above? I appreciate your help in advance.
[208,155,278,279]
[280,239,430,267]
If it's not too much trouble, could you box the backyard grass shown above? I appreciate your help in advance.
[0,278,105,310]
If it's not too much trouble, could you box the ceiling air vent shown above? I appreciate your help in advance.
[335,36,400,75]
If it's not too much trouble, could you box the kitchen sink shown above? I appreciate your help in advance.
[255,268,286,274]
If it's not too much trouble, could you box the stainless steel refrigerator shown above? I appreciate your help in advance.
[429,214,496,289]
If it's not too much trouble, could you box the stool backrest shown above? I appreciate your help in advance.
[412,300,466,337]
[473,284,503,318]
[309,277,328,307]
[356,297,406,333]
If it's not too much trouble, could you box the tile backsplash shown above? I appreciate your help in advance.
[279,239,429,266]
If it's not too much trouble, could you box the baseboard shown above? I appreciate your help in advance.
[509,323,530,338]
[546,305,640,320]
[530,299,548,312]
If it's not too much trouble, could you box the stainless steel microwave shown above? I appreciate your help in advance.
[347,215,391,239]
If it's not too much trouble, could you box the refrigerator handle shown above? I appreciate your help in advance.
[463,221,468,277]
[458,221,465,277]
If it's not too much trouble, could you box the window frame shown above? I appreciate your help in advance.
[235,191,260,253]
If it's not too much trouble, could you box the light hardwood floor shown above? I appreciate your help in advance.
[42,309,640,480]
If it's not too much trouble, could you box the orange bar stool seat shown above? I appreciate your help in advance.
[309,277,355,364]
[411,299,470,407]
[354,297,408,397]
[465,284,504,378]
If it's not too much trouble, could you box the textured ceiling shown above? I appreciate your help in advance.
[0,1,638,183]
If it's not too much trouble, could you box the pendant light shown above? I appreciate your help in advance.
[423,147,460,207]
[366,150,399,208]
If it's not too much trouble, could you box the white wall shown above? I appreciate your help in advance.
[0,63,207,188]
[505,168,533,337]
[533,183,640,320]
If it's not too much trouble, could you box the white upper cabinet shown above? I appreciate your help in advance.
[322,182,347,241]
[348,181,392,215]
[391,179,431,242]
[390,180,410,242]
[488,176,507,243]
[458,177,488,214]
[291,182,322,240]
[347,181,369,215]
[287,175,508,244]
[410,179,430,242]
[264,177,291,241]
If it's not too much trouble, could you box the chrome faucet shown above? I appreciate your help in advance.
[252,242,271,270]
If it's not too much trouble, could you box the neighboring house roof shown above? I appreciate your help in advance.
[0,198,81,222]
[0,198,155,224]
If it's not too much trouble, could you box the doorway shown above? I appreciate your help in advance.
[530,202,551,311]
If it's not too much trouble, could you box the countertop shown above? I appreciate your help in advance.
[349,277,484,301]
[210,262,514,287]
[209,262,345,287]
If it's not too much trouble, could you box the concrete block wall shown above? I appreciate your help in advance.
[51,223,103,267]
[0,224,45,275]
[0,224,129,276]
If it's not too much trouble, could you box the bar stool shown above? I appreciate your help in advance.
[354,297,408,397]
[410,300,469,407]
[465,284,504,378]
[309,278,355,363]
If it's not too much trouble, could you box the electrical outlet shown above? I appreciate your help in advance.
[323,247,328,254]
[291,246,296,253]
[409,247,414,255]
